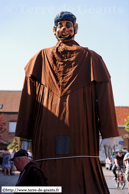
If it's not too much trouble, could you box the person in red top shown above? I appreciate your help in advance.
[112,150,124,180]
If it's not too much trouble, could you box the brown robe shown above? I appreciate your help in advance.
[15,40,119,194]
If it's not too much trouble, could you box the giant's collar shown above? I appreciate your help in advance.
[24,41,110,96]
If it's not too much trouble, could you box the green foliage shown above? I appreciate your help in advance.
[125,115,129,132]
[8,137,18,150]
[124,114,129,151]
[123,134,129,139]
[124,114,129,139]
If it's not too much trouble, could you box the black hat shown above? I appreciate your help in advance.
[10,149,28,161]
[118,150,122,153]
[54,11,76,26]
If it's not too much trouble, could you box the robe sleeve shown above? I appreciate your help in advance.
[95,80,119,139]
[15,50,43,139]
[15,76,36,139]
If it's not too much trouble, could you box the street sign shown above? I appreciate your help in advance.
[119,141,124,145]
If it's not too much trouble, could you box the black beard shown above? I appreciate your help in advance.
[56,28,75,41]
[56,34,75,41]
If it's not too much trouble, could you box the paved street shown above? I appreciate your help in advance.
[0,171,19,194]
[103,166,128,194]
[0,166,128,194]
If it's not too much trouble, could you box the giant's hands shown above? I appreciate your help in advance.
[100,137,115,158]
[21,139,29,151]
[100,137,115,150]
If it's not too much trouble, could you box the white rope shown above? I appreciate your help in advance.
[35,155,99,162]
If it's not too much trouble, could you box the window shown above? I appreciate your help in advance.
[9,122,16,133]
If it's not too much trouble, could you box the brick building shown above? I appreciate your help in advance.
[0,90,129,150]
[115,106,129,150]
[0,91,21,149]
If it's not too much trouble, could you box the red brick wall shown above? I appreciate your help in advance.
[1,113,18,143]
[118,126,128,150]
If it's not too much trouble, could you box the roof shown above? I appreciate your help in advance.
[115,107,129,125]
[0,91,21,113]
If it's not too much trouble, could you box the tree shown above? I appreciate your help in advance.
[123,114,129,151]
[8,137,18,150]
[0,113,6,137]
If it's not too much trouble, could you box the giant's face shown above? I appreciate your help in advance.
[55,20,74,40]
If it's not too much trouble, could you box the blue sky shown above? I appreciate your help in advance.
[0,0,129,106]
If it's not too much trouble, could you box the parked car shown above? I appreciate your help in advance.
[105,149,128,170]
[99,147,106,165]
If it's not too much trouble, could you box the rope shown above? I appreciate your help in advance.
[35,155,99,162]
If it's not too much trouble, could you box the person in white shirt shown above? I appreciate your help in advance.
[123,152,129,193]
[11,149,16,159]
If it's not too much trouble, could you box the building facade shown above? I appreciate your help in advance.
[115,106,129,150]
[0,91,21,149]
